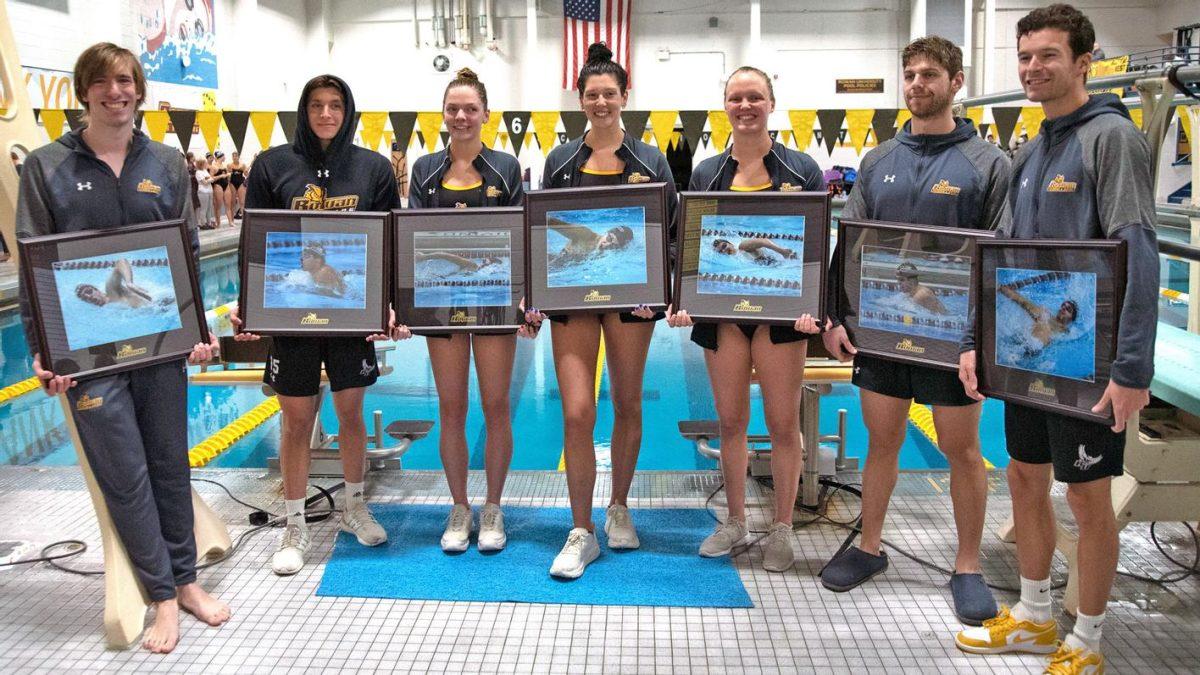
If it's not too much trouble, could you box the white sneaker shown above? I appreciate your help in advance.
[604,504,640,549]
[699,517,749,557]
[341,502,388,546]
[478,503,507,552]
[441,504,473,552]
[549,527,600,579]
[271,524,310,576]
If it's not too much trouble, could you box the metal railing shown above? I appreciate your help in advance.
[958,65,1200,109]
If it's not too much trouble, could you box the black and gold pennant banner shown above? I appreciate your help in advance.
[35,106,1147,157]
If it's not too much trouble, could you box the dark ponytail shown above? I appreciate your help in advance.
[576,42,627,96]
[444,67,488,109]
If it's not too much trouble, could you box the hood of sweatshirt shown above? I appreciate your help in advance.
[894,117,979,155]
[292,74,358,167]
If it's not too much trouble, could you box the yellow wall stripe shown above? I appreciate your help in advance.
[558,335,606,472]
[188,396,281,468]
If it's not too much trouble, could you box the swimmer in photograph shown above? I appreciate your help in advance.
[415,250,502,275]
[998,283,1077,346]
[711,236,798,265]
[74,258,169,308]
[298,242,346,297]
[548,222,634,263]
[895,262,948,315]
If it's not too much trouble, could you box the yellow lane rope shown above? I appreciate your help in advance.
[558,335,606,472]
[907,401,995,470]
[0,376,41,405]
[188,395,281,468]
[1162,287,1188,303]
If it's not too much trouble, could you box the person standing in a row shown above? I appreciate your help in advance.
[407,68,526,554]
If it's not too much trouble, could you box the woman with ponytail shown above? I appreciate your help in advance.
[668,66,825,573]
[408,68,527,554]
[530,42,678,580]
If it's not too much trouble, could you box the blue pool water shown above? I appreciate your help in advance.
[264,234,368,310]
[546,207,648,288]
[860,287,970,343]
[698,214,805,297]
[415,257,511,308]
[995,268,1098,382]
[54,248,182,351]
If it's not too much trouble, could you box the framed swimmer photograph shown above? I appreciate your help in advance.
[837,219,994,370]
[673,191,831,324]
[393,207,525,333]
[18,219,209,380]
[239,210,392,336]
[977,238,1126,424]
[524,183,670,314]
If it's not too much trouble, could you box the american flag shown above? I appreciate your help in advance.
[562,0,632,90]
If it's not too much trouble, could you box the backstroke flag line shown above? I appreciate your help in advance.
[563,0,633,90]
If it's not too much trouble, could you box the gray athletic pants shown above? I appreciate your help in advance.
[66,359,196,601]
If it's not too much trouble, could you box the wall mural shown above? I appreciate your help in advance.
[133,0,218,88]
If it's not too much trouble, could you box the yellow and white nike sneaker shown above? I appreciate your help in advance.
[955,605,1059,654]
[1044,641,1104,674]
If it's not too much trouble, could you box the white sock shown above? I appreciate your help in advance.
[1066,609,1104,653]
[284,498,307,529]
[345,481,365,507]
[1011,576,1052,623]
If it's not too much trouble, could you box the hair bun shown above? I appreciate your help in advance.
[586,42,613,64]
[455,67,479,81]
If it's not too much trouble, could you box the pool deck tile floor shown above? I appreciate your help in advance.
[0,466,1197,673]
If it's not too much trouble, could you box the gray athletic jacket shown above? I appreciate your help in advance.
[1005,93,1158,389]
[831,118,1010,328]
[16,128,198,356]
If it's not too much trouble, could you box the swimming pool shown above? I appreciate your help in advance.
[3,240,1185,473]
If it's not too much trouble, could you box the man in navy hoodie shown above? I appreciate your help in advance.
[235,74,401,576]
[819,36,1010,626]
[955,6,1157,673]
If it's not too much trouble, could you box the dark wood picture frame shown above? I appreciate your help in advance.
[837,218,994,370]
[673,191,830,324]
[19,219,209,379]
[976,238,1126,424]
[393,207,525,333]
[238,209,392,336]
[524,183,670,314]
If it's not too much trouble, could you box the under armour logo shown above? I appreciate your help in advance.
[360,359,375,377]
[1022,178,1029,188]
[77,182,92,191]
[428,188,436,195]
[1073,444,1101,471]
[562,173,570,181]
[317,169,330,178]
[883,175,895,183]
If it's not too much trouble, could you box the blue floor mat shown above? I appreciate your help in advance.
[317,505,753,608]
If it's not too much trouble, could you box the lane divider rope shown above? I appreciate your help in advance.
[907,401,995,471]
[188,395,281,468]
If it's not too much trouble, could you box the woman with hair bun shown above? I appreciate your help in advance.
[668,65,825,573]
[528,42,678,580]
[408,68,528,554]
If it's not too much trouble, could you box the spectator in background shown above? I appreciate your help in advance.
[1091,41,1106,60]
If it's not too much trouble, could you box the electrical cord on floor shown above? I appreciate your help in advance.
[705,473,1200,592]
[4,479,344,576]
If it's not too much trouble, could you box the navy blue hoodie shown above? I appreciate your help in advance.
[244,75,399,212]
[409,144,524,208]
[1006,94,1158,389]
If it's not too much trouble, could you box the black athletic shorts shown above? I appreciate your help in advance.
[1004,402,1125,483]
[852,353,975,407]
[265,335,379,397]
[689,322,809,351]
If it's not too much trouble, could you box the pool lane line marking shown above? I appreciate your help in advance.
[189,395,282,468]
[0,377,41,406]
[907,402,995,471]
[558,334,606,472]
[926,476,944,493]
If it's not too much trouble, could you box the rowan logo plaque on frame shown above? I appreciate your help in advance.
[837,219,993,370]
[394,207,525,333]
[19,219,209,379]
[239,210,392,336]
[524,184,670,314]
[674,192,830,324]
[977,238,1125,424]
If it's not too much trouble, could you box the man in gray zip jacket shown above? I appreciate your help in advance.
[820,36,1010,627]
[16,43,227,654]
[955,7,1157,671]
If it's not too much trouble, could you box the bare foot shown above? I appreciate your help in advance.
[142,599,180,654]
[177,583,231,626]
